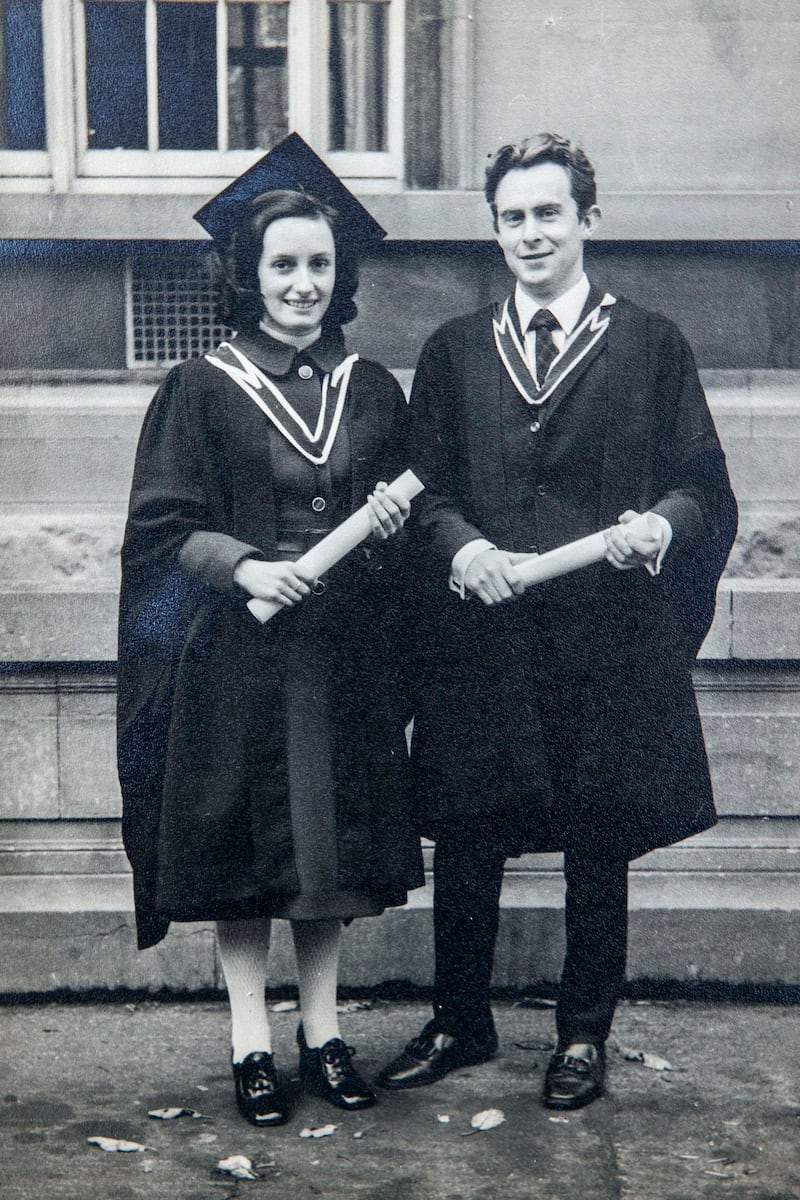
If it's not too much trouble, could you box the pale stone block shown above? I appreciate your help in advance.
[730,581,800,659]
[59,684,122,819]
[0,591,118,661]
[0,683,58,818]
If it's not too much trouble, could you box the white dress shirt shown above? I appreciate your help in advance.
[449,275,672,594]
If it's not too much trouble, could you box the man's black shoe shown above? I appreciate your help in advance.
[375,1019,498,1090]
[542,1042,605,1110]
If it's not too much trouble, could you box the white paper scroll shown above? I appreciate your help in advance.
[247,469,425,624]
[515,511,663,589]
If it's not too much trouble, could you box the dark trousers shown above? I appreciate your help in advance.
[431,836,628,1047]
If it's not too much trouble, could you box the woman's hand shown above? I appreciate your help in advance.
[366,480,411,540]
[603,510,663,571]
[233,557,314,607]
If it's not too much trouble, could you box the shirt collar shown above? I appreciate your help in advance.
[514,274,591,337]
[229,326,347,377]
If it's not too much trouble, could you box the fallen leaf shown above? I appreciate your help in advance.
[217,1154,258,1180]
[514,997,556,1009]
[353,1130,364,1139]
[87,1136,147,1153]
[148,1107,204,1120]
[704,1171,733,1180]
[193,1132,219,1145]
[514,1040,551,1052]
[676,1154,699,1160]
[299,1124,337,1139]
[618,1045,673,1071]
[336,1000,373,1014]
[196,1085,209,1092]
[270,999,299,1012]
[436,1114,451,1124]
[548,1116,569,1124]
[469,1108,505,1132]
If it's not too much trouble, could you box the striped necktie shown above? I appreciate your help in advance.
[528,308,561,385]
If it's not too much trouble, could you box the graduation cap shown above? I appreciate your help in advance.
[193,132,386,247]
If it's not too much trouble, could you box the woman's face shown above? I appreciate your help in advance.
[257,215,336,337]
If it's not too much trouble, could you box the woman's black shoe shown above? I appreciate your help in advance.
[232,1051,290,1126]
[297,1024,376,1111]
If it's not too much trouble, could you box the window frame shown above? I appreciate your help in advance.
[70,0,404,187]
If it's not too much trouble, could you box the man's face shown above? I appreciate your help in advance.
[493,162,600,304]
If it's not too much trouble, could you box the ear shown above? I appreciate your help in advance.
[580,205,602,239]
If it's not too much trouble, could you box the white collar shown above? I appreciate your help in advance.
[514,274,591,337]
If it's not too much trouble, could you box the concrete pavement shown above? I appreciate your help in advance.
[1,996,799,1200]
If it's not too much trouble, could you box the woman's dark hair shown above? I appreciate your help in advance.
[484,133,597,226]
[212,189,360,334]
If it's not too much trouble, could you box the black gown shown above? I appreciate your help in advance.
[117,327,424,949]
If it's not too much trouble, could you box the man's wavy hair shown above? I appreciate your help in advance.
[484,133,597,227]
[212,189,360,334]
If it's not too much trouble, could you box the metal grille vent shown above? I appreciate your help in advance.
[126,255,230,369]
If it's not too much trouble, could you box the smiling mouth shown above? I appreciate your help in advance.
[285,299,318,310]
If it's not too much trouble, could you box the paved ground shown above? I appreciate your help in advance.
[1,996,799,1200]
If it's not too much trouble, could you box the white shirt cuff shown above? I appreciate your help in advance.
[449,539,496,598]
[644,513,673,576]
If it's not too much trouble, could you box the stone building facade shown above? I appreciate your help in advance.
[0,0,798,994]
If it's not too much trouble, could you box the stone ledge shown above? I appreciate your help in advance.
[0,578,797,662]
[1,902,797,994]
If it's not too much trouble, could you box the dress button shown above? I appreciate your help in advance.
[529,420,541,433]
[311,496,326,513]
[536,484,547,497]
[298,364,313,380]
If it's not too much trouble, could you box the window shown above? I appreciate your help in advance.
[0,0,48,175]
[75,0,404,183]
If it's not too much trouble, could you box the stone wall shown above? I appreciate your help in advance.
[0,367,797,995]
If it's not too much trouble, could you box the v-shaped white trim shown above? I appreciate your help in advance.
[205,342,359,465]
[492,293,616,407]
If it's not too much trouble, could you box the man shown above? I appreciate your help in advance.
[377,133,737,1110]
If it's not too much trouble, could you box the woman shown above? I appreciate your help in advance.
[117,142,424,1127]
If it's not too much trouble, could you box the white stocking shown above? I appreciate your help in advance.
[291,919,342,1048]
[216,917,272,1063]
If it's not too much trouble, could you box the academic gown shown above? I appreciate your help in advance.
[406,291,738,861]
[117,328,424,949]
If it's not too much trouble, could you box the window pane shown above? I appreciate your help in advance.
[328,0,388,153]
[227,1,288,150]
[157,1,217,150]
[0,0,45,149]
[85,1,148,149]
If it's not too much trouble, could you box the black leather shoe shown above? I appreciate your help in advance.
[232,1051,290,1126]
[543,1042,605,1110]
[297,1024,376,1111]
[375,1019,498,1090]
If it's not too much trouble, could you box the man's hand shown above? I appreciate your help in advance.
[603,510,662,571]
[233,557,314,607]
[366,480,411,540]
[463,548,530,606]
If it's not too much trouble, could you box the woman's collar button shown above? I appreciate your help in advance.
[298,363,314,380]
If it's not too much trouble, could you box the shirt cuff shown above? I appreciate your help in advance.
[449,539,496,598]
[643,513,673,576]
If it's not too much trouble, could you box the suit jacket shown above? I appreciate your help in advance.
[405,290,738,861]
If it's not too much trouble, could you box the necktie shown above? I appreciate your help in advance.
[528,309,560,385]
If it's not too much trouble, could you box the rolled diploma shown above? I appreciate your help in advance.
[247,469,425,624]
[515,512,663,589]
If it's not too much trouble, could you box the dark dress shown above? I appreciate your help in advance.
[117,328,424,949]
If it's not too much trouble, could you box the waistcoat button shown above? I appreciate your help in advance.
[311,496,326,513]
[298,364,314,380]
[529,420,541,433]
